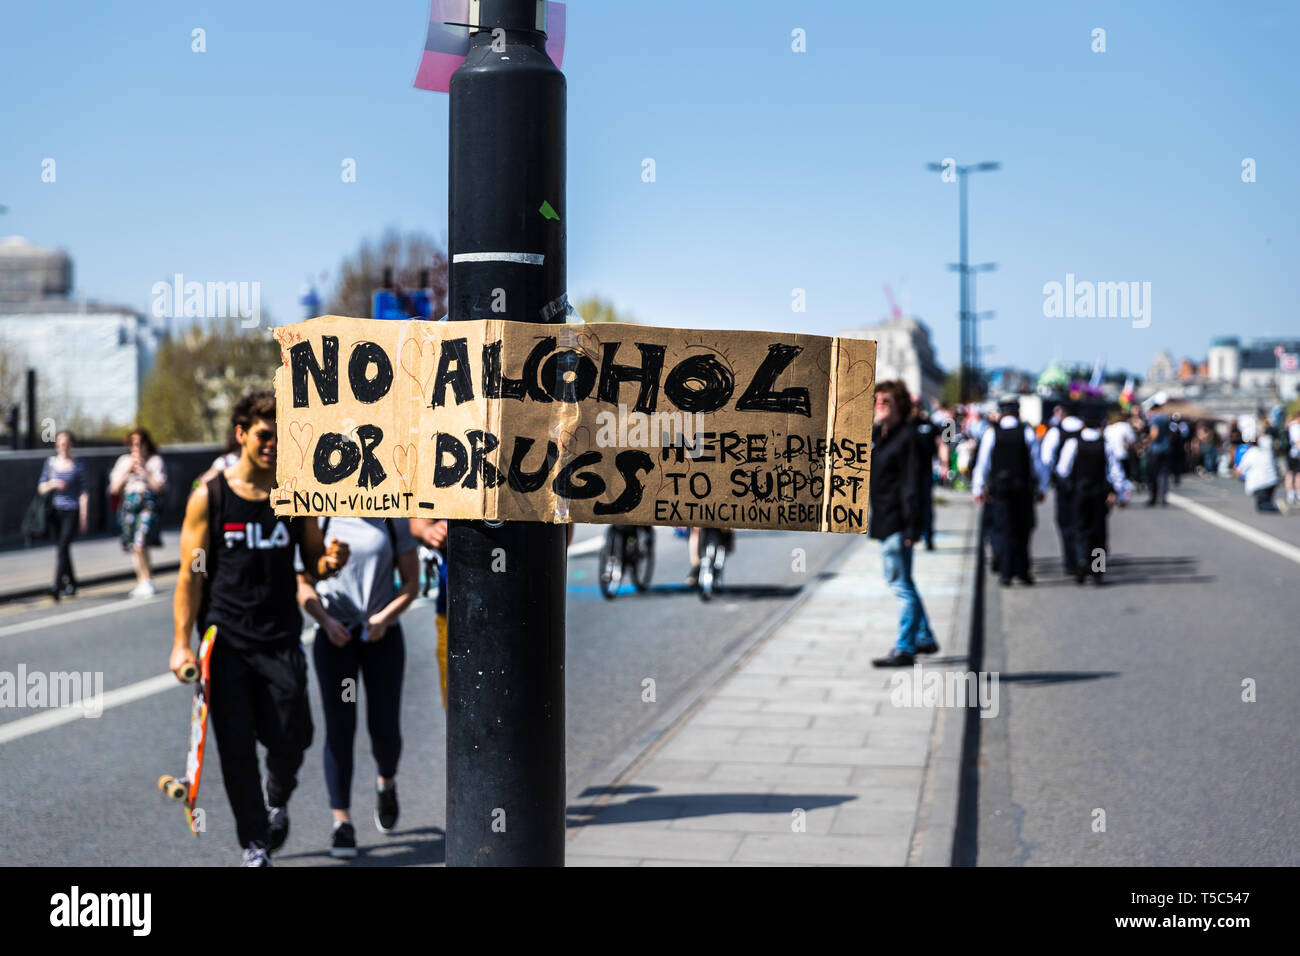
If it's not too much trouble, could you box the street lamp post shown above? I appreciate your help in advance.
[928,161,1000,403]
[445,0,567,866]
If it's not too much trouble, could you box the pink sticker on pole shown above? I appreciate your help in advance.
[414,0,566,93]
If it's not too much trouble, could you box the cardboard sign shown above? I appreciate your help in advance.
[271,317,876,533]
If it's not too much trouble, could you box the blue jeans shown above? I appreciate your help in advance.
[880,532,934,653]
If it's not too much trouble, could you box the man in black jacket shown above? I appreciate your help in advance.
[869,380,939,667]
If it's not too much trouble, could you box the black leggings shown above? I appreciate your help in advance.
[52,509,78,590]
[312,624,405,810]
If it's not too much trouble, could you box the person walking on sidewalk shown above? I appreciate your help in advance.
[1039,399,1084,577]
[973,395,1047,587]
[1055,401,1126,585]
[869,380,939,668]
[37,430,89,601]
[297,515,419,858]
[110,428,168,597]
[170,390,350,867]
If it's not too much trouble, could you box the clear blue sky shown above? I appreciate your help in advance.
[3,0,1296,376]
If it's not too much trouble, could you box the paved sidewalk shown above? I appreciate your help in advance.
[566,496,979,866]
[0,532,180,601]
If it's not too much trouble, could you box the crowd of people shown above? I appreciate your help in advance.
[865,379,1299,668]
[931,396,1298,514]
[31,427,169,601]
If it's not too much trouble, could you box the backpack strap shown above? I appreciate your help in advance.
[384,517,398,557]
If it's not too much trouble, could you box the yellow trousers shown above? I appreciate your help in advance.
[435,612,448,710]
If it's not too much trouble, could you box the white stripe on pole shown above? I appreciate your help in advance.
[451,252,545,265]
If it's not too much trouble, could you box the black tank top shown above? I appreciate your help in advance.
[205,473,304,647]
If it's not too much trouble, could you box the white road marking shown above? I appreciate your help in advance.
[0,595,168,639]
[568,536,604,557]
[0,539,614,743]
[0,673,178,746]
[1168,492,1300,567]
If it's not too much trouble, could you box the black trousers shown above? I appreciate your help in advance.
[1148,451,1171,504]
[1072,492,1110,575]
[208,636,313,849]
[312,624,406,811]
[1053,485,1077,572]
[920,484,934,545]
[51,509,78,590]
[988,492,1034,580]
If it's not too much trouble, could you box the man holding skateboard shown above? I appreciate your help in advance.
[170,391,349,867]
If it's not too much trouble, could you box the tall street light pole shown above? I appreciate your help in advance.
[927,161,999,402]
[446,0,567,867]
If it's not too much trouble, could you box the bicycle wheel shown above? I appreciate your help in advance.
[712,533,730,592]
[633,527,654,591]
[598,528,623,600]
[698,530,719,602]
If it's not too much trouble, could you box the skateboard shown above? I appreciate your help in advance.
[157,625,216,836]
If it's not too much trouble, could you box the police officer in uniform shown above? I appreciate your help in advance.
[973,396,1047,586]
[1055,401,1125,585]
[1039,399,1084,576]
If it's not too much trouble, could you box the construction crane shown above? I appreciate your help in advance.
[882,283,902,319]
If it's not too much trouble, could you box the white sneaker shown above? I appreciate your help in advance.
[130,581,157,598]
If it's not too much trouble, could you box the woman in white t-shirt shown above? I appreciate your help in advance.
[1235,434,1282,512]
[296,516,419,858]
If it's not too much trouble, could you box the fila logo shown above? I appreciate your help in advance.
[223,522,291,550]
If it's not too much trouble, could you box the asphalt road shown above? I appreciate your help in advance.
[0,524,847,866]
[976,474,1300,866]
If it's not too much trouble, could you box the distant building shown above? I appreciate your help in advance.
[1191,335,1300,399]
[1148,349,1175,383]
[0,237,162,430]
[0,236,73,301]
[986,367,1036,396]
[1139,335,1300,419]
[838,315,945,408]
[1207,336,1240,384]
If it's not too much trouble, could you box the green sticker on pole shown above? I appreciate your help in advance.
[539,200,560,221]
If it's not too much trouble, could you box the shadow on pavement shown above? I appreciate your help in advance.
[996,671,1120,687]
[1027,554,1211,587]
[566,582,803,600]
[275,825,445,866]
[567,788,852,826]
[708,584,804,600]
